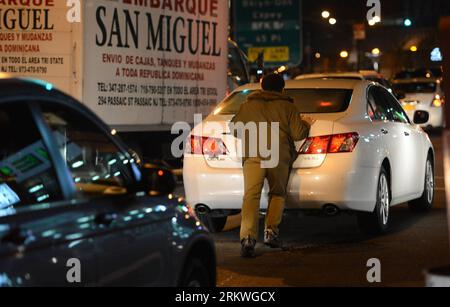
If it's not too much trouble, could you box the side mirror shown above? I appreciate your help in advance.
[414,110,430,125]
[141,164,177,196]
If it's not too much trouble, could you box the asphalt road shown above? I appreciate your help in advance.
[209,135,449,287]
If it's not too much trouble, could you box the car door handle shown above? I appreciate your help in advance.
[95,213,118,226]
[381,129,389,135]
[404,131,410,136]
[1,228,30,246]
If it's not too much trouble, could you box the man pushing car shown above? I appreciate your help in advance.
[230,73,315,258]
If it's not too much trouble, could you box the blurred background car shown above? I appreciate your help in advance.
[394,67,443,80]
[0,78,216,287]
[392,77,445,131]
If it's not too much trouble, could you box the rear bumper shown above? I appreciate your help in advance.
[183,154,379,213]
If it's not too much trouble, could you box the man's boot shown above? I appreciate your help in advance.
[241,236,256,258]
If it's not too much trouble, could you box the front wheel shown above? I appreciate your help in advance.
[408,157,434,212]
[357,167,391,235]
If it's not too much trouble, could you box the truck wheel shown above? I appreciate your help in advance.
[408,157,434,212]
[357,167,391,235]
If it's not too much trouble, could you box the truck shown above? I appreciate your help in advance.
[0,0,231,161]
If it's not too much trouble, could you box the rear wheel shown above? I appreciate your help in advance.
[357,167,391,235]
[408,157,434,212]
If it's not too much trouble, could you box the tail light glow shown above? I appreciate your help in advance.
[190,135,228,156]
[432,96,444,108]
[299,133,359,155]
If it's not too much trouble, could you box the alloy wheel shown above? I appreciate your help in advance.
[379,174,390,226]
[426,160,434,204]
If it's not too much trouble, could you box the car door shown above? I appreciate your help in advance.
[0,101,97,286]
[382,88,424,198]
[38,101,173,287]
[373,86,419,201]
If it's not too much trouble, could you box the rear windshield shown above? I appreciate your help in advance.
[393,82,437,94]
[216,89,353,115]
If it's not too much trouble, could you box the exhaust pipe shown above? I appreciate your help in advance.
[323,204,340,216]
[195,204,211,216]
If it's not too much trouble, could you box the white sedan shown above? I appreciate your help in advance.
[183,79,435,235]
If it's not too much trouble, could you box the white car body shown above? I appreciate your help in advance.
[183,79,434,215]
[393,78,445,129]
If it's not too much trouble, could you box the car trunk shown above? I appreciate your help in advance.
[198,113,345,169]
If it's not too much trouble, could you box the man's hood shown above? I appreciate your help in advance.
[247,90,293,102]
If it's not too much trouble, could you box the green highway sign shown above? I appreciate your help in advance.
[233,0,303,67]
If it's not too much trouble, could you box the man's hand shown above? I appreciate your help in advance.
[301,115,317,127]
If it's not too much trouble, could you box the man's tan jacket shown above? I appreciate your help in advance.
[230,90,311,167]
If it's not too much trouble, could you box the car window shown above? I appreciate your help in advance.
[367,86,390,121]
[39,104,134,198]
[216,89,353,115]
[0,103,63,216]
[381,89,410,124]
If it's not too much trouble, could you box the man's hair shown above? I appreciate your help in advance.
[261,73,285,93]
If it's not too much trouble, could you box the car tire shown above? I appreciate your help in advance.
[357,167,391,235]
[408,156,434,212]
[197,214,227,233]
[180,257,212,287]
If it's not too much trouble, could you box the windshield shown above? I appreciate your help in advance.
[393,82,437,94]
[215,89,353,115]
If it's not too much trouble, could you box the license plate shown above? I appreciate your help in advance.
[403,104,416,111]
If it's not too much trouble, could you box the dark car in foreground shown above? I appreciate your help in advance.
[0,78,216,287]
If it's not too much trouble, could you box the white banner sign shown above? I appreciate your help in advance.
[83,0,229,128]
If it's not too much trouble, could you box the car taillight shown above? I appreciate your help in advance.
[299,133,359,155]
[432,95,444,107]
[299,136,331,154]
[190,135,228,156]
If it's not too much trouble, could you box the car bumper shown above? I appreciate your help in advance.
[183,155,379,213]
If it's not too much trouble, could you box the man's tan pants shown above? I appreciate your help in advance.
[240,158,291,241]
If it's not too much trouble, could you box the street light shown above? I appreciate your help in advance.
[404,18,412,27]
[340,50,349,58]
[372,48,381,56]
[321,10,330,19]
[329,18,337,25]
[315,52,321,59]
[410,45,418,52]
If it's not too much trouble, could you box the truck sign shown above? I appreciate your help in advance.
[0,0,229,131]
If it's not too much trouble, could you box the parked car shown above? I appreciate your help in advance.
[0,78,215,287]
[392,78,445,131]
[184,79,435,235]
[295,71,393,92]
